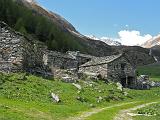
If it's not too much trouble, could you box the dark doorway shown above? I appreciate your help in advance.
[127,76,134,87]
[121,77,127,87]
[121,76,134,87]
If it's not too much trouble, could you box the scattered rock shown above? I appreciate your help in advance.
[61,76,76,83]
[89,104,95,108]
[123,91,128,96]
[97,96,103,103]
[77,90,81,94]
[76,96,87,102]
[72,83,82,90]
[116,82,123,91]
[51,93,60,103]
[98,90,102,93]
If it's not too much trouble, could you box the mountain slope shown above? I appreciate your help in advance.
[0,0,118,56]
[115,46,155,67]
[141,34,160,48]
[0,0,157,65]
[86,35,121,46]
[17,0,78,33]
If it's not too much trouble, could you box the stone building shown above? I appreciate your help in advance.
[43,51,92,70]
[79,54,136,87]
[0,21,136,87]
[0,21,51,76]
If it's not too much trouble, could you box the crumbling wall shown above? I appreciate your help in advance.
[0,21,52,76]
[79,64,108,79]
[107,57,134,80]
[0,22,23,72]
[44,51,78,69]
[107,56,136,87]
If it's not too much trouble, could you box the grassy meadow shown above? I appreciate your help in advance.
[137,63,160,81]
[133,102,160,120]
[0,73,132,120]
[0,63,160,120]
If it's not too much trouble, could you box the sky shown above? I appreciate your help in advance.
[36,0,160,45]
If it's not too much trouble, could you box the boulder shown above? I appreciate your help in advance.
[61,76,76,83]
[116,82,123,91]
[72,83,82,90]
[51,93,60,103]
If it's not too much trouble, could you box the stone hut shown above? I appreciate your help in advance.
[0,21,136,86]
[43,51,92,70]
[79,54,136,87]
[0,21,52,76]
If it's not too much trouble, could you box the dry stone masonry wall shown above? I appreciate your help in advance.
[0,22,23,72]
[0,21,52,76]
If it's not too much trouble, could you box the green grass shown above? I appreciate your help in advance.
[86,101,144,120]
[137,64,160,81]
[0,73,129,120]
[0,73,160,120]
[85,87,160,120]
[84,64,160,120]
[133,103,160,120]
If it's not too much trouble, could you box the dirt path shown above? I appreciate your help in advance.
[67,102,136,120]
[114,102,158,120]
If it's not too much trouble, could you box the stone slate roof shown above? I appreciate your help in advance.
[80,54,123,67]
[47,51,76,59]
[47,51,94,60]
[78,53,93,59]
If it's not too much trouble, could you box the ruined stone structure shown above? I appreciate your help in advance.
[79,54,136,87]
[0,21,136,87]
[44,51,92,70]
[0,21,51,76]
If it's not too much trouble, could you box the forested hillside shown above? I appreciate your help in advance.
[0,0,88,52]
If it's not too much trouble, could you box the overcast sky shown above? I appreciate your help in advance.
[37,0,160,45]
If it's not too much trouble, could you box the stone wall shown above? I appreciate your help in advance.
[79,64,108,79]
[107,56,135,81]
[79,55,136,87]
[0,21,52,76]
[45,51,78,69]
[0,21,93,78]
[107,56,136,87]
[0,22,23,72]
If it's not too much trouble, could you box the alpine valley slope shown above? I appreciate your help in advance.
[0,0,156,65]
[141,34,160,61]
[141,34,160,48]
[14,0,116,56]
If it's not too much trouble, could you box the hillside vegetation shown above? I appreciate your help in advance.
[134,102,160,120]
[0,0,88,52]
[137,63,160,81]
[0,73,160,120]
[0,73,129,120]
